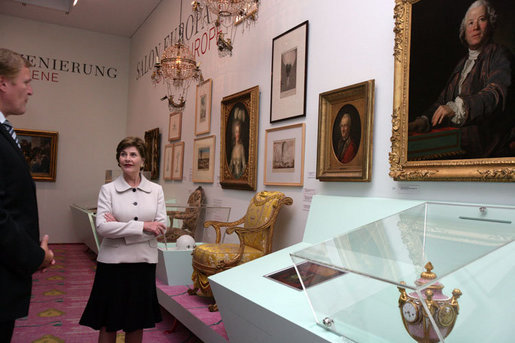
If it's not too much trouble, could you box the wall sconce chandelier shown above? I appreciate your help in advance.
[151,0,203,111]
[192,0,259,57]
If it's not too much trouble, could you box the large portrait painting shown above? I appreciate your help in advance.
[317,80,375,182]
[391,0,515,181]
[15,129,58,182]
[220,86,259,190]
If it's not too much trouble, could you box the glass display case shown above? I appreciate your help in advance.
[290,202,515,342]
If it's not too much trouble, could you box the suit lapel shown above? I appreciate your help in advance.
[0,126,31,171]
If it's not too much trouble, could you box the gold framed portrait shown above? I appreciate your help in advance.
[220,85,259,190]
[15,129,58,182]
[144,127,160,180]
[390,0,515,181]
[316,80,375,182]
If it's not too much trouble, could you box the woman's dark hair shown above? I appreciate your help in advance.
[116,137,147,169]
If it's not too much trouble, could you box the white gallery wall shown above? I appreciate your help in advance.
[128,0,514,251]
[0,15,130,243]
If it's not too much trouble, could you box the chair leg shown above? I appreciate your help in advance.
[208,303,218,312]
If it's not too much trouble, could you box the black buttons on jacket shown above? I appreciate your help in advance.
[134,217,138,221]
[133,202,138,206]
[132,188,136,192]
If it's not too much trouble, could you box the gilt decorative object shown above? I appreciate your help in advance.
[398,262,462,343]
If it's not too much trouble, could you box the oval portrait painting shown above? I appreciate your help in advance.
[332,104,361,164]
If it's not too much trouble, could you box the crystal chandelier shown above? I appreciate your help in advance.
[192,0,259,56]
[151,0,203,111]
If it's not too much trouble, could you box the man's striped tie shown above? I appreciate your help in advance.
[3,120,21,149]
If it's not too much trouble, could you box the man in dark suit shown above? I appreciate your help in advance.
[0,48,55,342]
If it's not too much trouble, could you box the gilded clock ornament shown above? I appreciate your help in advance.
[397,262,462,343]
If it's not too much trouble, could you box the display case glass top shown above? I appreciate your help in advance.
[291,202,515,291]
[290,202,515,342]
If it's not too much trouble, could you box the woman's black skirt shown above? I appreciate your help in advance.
[79,262,162,332]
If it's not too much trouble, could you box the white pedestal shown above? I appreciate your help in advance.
[156,242,198,286]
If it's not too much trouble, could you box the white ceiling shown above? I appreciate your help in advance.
[0,0,163,37]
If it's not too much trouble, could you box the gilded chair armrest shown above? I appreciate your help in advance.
[204,217,245,243]
[226,222,271,235]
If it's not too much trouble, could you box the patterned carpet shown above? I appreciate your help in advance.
[11,244,202,343]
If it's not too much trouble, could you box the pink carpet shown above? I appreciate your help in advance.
[11,244,202,343]
[156,282,228,341]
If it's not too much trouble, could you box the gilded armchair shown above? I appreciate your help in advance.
[158,186,206,243]
[188,191,293,311]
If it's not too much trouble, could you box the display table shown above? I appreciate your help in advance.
[70,203,100,254]
[209,196,515,343]
[209,196,423,343]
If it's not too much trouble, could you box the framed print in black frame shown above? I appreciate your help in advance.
[270,20,308,123]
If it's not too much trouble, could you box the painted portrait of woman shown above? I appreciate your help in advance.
[225,103,250,179]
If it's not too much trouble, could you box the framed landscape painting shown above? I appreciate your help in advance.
[192,135,215,183]
[264,123,305,186]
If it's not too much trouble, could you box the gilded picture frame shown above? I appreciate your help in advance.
[192,135,215,183]
[15,129,58,182]
[220,85,259,190]
[264,123,305,186]
[195,79,212,135]
[171,141,184,181]
[144,127,160,180]
[316,80,375,182]
[270,20,308,123]
[163,144,173,181]
[390,0,515,181]
[168,112,182,141]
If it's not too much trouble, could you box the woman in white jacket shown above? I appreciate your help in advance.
[80,137,166,343]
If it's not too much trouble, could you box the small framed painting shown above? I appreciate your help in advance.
[195,79,212,135]
[270,20,308,123]
[171,141,184,181]
[144,128,160,180]
[192,135,215,183]
[163,144,174,180]
[316,80,375,182]
[168,112,182,141]
[15,129,58,182]
[264,123,305,186]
